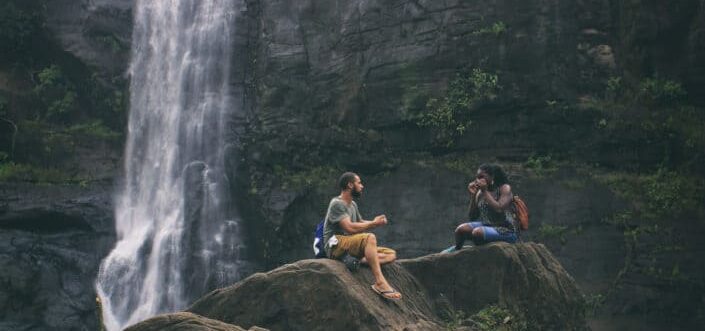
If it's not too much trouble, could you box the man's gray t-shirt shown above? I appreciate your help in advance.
[323,197,363,246]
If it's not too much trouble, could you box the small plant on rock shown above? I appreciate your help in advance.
[418,68,500,147]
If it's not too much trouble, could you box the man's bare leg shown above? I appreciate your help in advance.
[365,234,402,299]
[377,252,396,265]
[361,251,396,265]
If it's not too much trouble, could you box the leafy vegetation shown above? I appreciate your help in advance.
[443,305,526,331]
[66,120,121,141]
[637,78,686,105]
[473,21,507,36]
[583,293,606,317]
[0,2,43,63]
[0,161,78,183]
[593,165,705,317]
[273,165,340,191]
[32,65,83,121]
[439,152,482,177]
[418,68,500,147]
[595,168,703,222]
[0,0,129,184]
[441,307,467,330]
[469,305,526,331]
[536,224,569,244]
[92,33,127,53]
[524,154,558,178]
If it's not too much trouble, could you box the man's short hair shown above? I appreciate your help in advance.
[338,172,358,190]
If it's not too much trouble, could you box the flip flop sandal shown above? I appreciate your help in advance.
[371,284,401,301]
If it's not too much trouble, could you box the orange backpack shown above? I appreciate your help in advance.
[513,195,529,231]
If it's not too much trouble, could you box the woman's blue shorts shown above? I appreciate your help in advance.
[465,221,517,243]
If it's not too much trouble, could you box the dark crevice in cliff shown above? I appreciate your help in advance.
[0,208,93,233]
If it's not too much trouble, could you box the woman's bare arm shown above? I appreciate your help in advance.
[481,184,513,212]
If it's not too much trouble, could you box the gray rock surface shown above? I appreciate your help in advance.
[0,182,115,331]
[173,242,585,331]
[125,312,268,331]
[44,0,132,75]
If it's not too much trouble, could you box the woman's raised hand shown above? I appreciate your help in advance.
[468,181,479,195]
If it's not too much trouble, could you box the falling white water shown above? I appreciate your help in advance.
[96,1,246,330]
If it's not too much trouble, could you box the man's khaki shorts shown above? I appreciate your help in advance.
[329,233,395,259]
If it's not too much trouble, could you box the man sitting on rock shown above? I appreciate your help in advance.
[323,172,402,300]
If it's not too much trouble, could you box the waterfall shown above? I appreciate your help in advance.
[95,1,246,329]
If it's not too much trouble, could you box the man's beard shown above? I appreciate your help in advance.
[351,188,362,198]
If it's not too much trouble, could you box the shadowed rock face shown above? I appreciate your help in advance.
[0,183,115,331]
[125,243,585,331]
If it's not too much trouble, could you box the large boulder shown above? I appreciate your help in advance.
[125,312,268,331]
[141,242,586,331]
[401,242,586,330]
[188,258,441,330]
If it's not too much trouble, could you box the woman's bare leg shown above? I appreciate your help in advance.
[455,223,474,249]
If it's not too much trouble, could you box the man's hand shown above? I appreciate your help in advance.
[373,215,388,227]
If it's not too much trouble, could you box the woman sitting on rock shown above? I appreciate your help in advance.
[443,163,518,253]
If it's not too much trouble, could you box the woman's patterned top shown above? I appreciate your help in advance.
[475,187,517,233]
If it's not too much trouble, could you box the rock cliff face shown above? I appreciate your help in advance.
[126,243,586,331]
[0,183,115,331]
[236,0,704,167]
[44,0,132,76]
[0,0,129,329]
[233,0,704,266]
[3,0,704,329]
[232,0,705,328]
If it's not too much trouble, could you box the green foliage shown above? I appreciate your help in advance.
[66,120,121,141]
[583,293,606,317]
[605,76,622,100]
[94,33,126,53]
[273,165,340,191]
[471,305,526,331]
[441,305,526,331]
[0,161,76,183]
[86,73,128,122]
[441,308,466,330]
[597,168,703,222]
[36,64,61,87]
[48,90,77,117]
[592,76,702,171]
[108,90,126,114]
[606,76,622,93]
[33,65,78,121]
[14,118,120,175]
[524,154,557,178]
[473,21,507,36]
[0,3,127,182]
[638,78,686,105]
[0,2,43,61]
[603,210,633,227]
[440,153,482,177]
[397,63,432,120]
[559,178,588,190]
[418,68,500,147]
[537,224,569,244]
